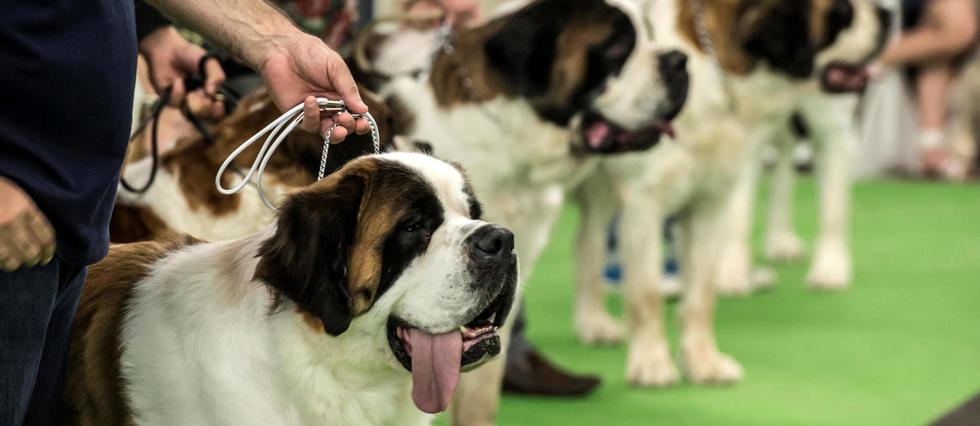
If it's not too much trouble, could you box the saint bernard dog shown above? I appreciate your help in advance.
[63,153,519,425]
[571,0,890,387]
[362,0,690,422]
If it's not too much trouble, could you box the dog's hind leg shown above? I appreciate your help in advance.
[714,145,762,296]
[620,189,679,387]
[573,167,626,346]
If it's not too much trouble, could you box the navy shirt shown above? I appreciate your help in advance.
[0,0,137,265]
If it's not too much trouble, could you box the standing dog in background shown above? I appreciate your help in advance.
[367,0,690,422]
[572,0,890,387]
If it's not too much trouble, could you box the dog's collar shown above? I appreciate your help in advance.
[690,0,738,113]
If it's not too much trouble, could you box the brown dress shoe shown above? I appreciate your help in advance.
[502,348,601,397]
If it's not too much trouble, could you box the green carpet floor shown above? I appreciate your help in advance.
[443,178,980,425]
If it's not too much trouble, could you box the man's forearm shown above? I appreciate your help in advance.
[146,0,303,70]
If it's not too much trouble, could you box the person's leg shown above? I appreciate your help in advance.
[918,62,954,129]
[881,0,978,66]
[916,61,956,173]
[502,302,601,396]
[0,261,62,425]
[22,263,86,426]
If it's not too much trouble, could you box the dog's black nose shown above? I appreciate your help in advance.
[657,49,690,119]
[469,224,515,265]
[658,50,687,75]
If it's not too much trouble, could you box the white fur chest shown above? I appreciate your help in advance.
[119,239,431,426]
[270,314,430,426]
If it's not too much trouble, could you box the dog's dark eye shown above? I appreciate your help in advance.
[403,221,425,233]
[604,41,632,59]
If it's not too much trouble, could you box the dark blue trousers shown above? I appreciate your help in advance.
[0,259,85,426]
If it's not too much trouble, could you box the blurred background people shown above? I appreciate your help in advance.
[879,0,979,178]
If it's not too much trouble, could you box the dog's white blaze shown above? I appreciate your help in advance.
[816,0,887,69]
[594,0,671,131]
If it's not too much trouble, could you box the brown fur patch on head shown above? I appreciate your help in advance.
[255,156,444,334]
[429,6,614,108]
[428,0,638,126]
[679,0,843,78]
[809,0,838,46]
[541,16,618,107]
[63,234,200,425]
[676,0,759,75]
[427,19,513,107]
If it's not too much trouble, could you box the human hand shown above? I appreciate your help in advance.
[258,33,370,142]
[0,177,55,272]
[438,0,481,28]
[404,0,481,29]
[139,26,227,119]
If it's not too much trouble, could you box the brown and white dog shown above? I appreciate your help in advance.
[571,0,890,387]
[64,153,519,425]
[362,0,689,422]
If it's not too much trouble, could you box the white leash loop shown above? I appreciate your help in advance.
[215,98,381,210]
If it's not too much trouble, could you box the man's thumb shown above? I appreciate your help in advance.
[332,68,368,114]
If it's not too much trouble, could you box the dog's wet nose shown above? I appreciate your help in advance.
[469,224,515,265]
[658,50,687,75]
[657,49,690,118]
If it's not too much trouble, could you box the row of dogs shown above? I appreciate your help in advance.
[64,0,891,424]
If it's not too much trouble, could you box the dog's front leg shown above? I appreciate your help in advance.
[573,167,626,346]
[620,191,679,387]
[678,194,744,384]
[802,96,856,290]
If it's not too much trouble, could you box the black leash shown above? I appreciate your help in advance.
[120,54,241,194]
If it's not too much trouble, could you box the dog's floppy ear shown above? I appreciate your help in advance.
[737,0,815,79]
[484,1,565,96]
[254,172,368,336]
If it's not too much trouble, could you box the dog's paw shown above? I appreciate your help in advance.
[806,241,851,290]
[626,341,680,387]
[751,266,777,291]
[682,340,743,385]
[765,232,806,262]
[660,275,683,299]
[575,310,625,346]
[715,245,753,296]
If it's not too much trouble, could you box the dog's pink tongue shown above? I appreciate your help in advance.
[409,328,463,414]
[586,121,611,148]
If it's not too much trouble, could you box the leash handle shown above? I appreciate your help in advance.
[120,87,171,194]
[216,98,381,211]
